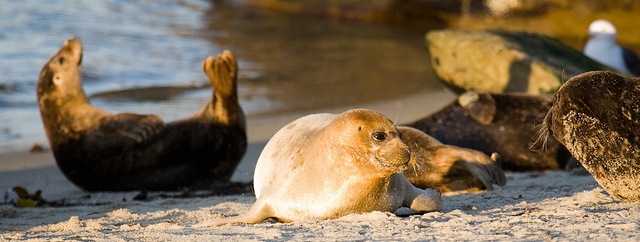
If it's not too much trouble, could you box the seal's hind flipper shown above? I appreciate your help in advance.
[202,50,237,100]
[195,200,274,227]
[458,152,507,191]
[398,126,505,192]
[200,50,242,125]
[436,148,506,192]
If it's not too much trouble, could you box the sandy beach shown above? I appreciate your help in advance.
[2,88,640,241]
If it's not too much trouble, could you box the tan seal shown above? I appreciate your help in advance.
[398,126,506,193]
[37,37,247,191]
[198,109,442,226]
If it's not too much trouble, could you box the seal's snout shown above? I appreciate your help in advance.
[399,146,412,170]
[389,139,413,170]
[402,143,412,162]
[61,37,83,65]
[63,36,76,45]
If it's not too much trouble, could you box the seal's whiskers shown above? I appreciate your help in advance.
[530,123,550,152]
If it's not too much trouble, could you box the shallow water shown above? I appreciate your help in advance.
[0,1,438,152]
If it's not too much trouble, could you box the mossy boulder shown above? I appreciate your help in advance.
[426,29,614,94]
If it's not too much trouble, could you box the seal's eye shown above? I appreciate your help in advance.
[372,132,387,141]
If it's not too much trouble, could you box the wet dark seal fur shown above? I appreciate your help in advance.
[37,37,247,191]
[405,91,572,171]
[542,71,640,201]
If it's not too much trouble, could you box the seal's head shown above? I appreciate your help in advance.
[36,37,107,149]
[542,71,632,146]
[326,109,411,175]
[37,37,86,103]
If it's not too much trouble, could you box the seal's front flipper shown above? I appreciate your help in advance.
[94,113,164,143]
[402,178,442,213]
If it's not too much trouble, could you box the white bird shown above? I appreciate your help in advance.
[584,19,640,76]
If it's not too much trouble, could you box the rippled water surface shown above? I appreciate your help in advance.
[0,0,438,152]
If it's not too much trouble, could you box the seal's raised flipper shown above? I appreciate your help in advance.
[200,50,243,126]
[202,50,237,99]
[195,200,275,227]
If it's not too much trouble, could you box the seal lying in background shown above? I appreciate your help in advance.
[405,91,573,171]
[542,71,640,202]
[37,37,247,191]
[399,126,506,192]
[197,109,442,226]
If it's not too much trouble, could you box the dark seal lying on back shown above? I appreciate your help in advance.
[37,37,247,191]
[542,71,640,201]
[405,91,572,171]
